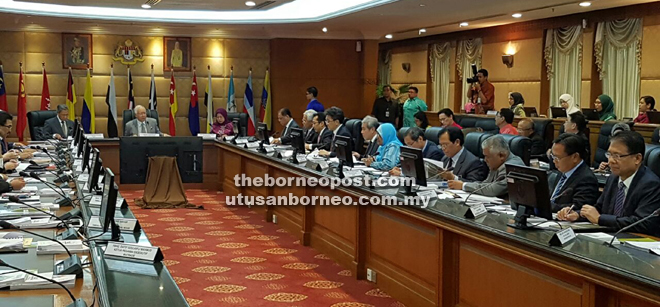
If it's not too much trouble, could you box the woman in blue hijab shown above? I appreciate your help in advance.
[365,123,402,170]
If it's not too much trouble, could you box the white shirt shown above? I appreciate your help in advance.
[618,169,639,199]
[369,134,378,143]
[333,124,343,136]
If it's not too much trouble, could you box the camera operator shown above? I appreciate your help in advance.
[466,68,495,114]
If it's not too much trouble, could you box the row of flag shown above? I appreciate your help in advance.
[0,63,272,140]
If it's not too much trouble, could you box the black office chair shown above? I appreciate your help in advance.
[498,134,532,166]
[27,110,58,141]
[652,127,660,144]
[475,118,499,134]
[594,121,619,167]
[644,144,660,178]
[531,118,554,151]
[424,127,445,144]
[122,109,159,133]
[397,127,409,143]
[457,116,478,129]
[464,132,494,159]
[226,112,248,137]
[344,119,363,152]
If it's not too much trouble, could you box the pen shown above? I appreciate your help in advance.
[566,204,575,215]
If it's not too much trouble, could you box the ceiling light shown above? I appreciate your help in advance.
[385,34,393,39]
[579,2,591,7]
[419,4,425,7]
[512,13,522,18]
[459,22,468,27]
[141,4,151,9]
[418,28,426,35]
[322,27,327,32]
[245,1,256,6]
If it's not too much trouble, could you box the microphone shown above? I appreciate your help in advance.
[0,221,83,278]
[463,175,506,206]
[0,260,87,307]
[608,208,660,247]
[20,171,73,207]
[7,196,79,240]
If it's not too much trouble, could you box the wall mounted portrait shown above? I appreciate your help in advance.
[163,37,191,72]
[62,33,93,69]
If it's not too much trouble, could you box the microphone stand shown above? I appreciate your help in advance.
[21,171,75,208]
[463,175,506,206]
[7,196,79,240]
[608,208,660,247]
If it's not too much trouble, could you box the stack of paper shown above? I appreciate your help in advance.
[0,209,50,219]
[0,270,30,288]
[624,241,660,251]
[35,240,88,254]
[10,218,63,229]
[10,272,76,290]
[578,232,621,245]
[5,202,59,210]
[0,233,31,252]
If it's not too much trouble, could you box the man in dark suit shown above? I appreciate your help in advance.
[548,133,599,212]
[306,112,333,151]
[271,108,299,145]
[558,131,660,237]
[0,111,27,188]
[438,127,488,182]
[43,104,74,140]
[517,118,546,156]
[389,127,443,176]
[319,107,352,158]
[352,115,379,160]
[302,109,317,144]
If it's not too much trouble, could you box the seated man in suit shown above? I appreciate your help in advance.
[549,134,599,212]
[0,111,30,175]
[43,104,74,140]
[517,118,546,156]
[306,112,333,151]
[558,131,660,236]
[301,109,317,144]
[271,108,300,145]
[438,127,488,182]
[319,107,352,157]
[389,127,443,176]
[352,115,379,160]
[448,135,524,197]
[124,105,162,136]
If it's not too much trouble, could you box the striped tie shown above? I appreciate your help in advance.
[613,181,626,217]
[551,175,567,203]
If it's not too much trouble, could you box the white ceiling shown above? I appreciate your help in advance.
[0,0,657,40]
[18,0,294,10]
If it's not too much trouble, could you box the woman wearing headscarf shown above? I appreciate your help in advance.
[559,94,580,115]
[508,92,526,117]
[414,111,431,130]
[364,123,402,171]
[595,94,617,121]
[211,108,234,137]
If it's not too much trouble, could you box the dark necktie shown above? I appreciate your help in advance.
[317,131,322,143]
[446,158,453,169]
[551,175,567,203]
[61,121,67,137]
[613,181,626,217]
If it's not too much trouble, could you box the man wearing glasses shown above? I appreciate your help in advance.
[437,108,462,129]
[558,131,660,237]
[547,134,598,212]
[516,118,545,156]
[438,127,488,182]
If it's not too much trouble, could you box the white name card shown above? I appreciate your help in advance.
[105,242,163,263]
[549,227,576,247]
[244,142,260,149]
[344,170,363,178]
[416,190,438,200]
[197,133,216,140]
[138,133,160,137]
[84,133,105,140]
[88,216,141,233]
[235,138,249,144]
[464,204,487,219]
[295,154,307,163]
[318,160,329,169]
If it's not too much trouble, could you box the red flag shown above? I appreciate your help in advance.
[168,70,178,136]
[0,64,7,111]
[16,64,27,141]
[40,65,50,110]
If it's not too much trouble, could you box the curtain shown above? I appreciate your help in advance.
[545,25,583,110]
[430,42,452,110]
[456,38,482,109]
[378,49,392,87]
[595,18,643,118]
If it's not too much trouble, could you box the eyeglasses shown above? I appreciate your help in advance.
[550,154,571,162]
[3,125,11,129]
[605,152,636,160]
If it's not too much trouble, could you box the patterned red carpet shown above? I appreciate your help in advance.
[120,189,405,307]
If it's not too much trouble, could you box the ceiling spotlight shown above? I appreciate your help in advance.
[420,4,425,7]
[512,13,522,18]
[322,27,327,33]
[245,1,256,6]
[419,28,426,35]
[579,1,591,7]
[385,34,393,39]
[459,22,469,27]
[141,4,151,9]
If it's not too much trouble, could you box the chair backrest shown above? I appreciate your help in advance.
[27,110,58,141]
[226,112,248,137]
[344,119,363,152]
[464,132,494,159]
[397,127,409,143]
[475,118,499,134]
[644,144,660,178]
[653,127,660,144]
[594,121,631,167]
[531,118,554,150]
[498,134,532,166]
[122,109,159,133]
[456,116,478,129]
[424,127,445,144]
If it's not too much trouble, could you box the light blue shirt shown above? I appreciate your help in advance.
[552,160,583,196]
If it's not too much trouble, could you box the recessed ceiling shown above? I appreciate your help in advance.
[0,0,655,40]
[18,0,294,11]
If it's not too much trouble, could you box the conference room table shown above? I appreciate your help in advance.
[214,139,660,307]
[0,147,187,307]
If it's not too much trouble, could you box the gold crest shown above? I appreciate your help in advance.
[113,39,145,65]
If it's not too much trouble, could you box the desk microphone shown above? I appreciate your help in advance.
[0,220,83,278]
[0,260,87,307]
[20,171,74,208]
[462,175,506,206]
[7,196,79,240]
[608,208,660,247]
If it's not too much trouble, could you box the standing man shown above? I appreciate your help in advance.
[402,86,427,127]
[305,86,324,113]
[353,115,379,160]
[466,69,495,114]
[371,85,398,125]
[437,108,462,129]
[301,109,317,144]
[517,118,545,155]
[496,108,518,135]
[271,108,299,145]
[124,105,162,136]
[43,104,74,140]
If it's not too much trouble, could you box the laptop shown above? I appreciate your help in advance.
[550,107,567,118]
[523,107,538,117]
[581,108,600,121]
[647,111,660,124]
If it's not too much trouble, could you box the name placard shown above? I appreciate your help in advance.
[197,133,216,140]
[138,133,160,137]
[344,170,363,178]
[84,133,105,140]
[464,204,487,219]
[104,242,163,263]
[235,138,249,144]
[548,227,577,247]
[244,142,260,149]
[416,190,438,200]
[88,216,141,233]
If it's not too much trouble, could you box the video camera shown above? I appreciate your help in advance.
[466,64,479,84]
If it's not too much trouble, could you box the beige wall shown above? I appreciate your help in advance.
[0,31,269,139]
[390,45,428,103]
[641,16,660,108]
